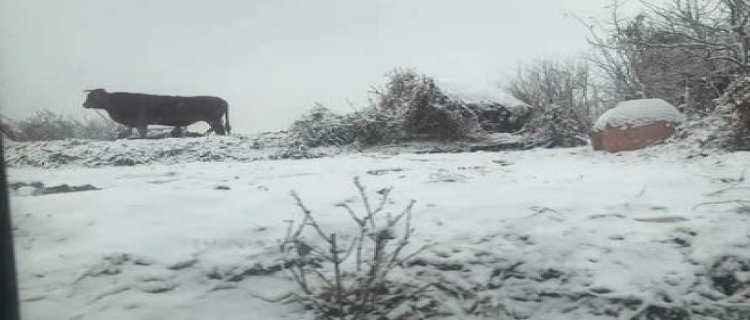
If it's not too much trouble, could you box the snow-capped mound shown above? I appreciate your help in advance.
[594,98,685,131]
[437,80,532,114]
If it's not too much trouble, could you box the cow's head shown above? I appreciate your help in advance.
[82,88,109,109]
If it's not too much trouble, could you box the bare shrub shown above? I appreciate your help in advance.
[11,110,121,141]
[506,60,595,147]
[76,117,122,141]
[280,178,433,320]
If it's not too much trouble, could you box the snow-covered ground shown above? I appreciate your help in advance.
[6,140,750,319]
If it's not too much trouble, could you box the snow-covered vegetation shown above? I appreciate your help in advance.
[4,1,750,320]
[3,110,121,142]
[287,69,535,149]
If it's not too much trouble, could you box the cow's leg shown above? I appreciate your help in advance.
[211,121,226,135]
[170,126,184,138]
[137,126,148,138]
[117,127,134,139]
[204,120,216,135]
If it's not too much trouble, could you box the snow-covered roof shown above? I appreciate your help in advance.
[437,80,532,113]
[594,98,685,131]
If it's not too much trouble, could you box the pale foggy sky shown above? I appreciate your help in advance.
[0,0,633,133]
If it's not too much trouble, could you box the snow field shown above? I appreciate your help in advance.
[7,145,750,319]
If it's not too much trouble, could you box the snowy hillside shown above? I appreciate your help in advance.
[6,140,750,319]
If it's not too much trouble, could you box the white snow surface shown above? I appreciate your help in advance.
[6,140,750,319]
[594,98,686,131]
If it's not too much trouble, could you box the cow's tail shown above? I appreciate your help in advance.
[224,102,231,135]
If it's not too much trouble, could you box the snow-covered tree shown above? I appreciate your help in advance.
[374,68,478,140]
[506,59,598,147]
[585,0,750,115]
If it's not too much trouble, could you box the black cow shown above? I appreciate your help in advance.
[82,89,231,137]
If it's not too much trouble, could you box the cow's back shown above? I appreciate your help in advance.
[107,92,226,127]
[106,92,157,126]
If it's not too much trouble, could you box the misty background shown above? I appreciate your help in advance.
[0,0,620,133]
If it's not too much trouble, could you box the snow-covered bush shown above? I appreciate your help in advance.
[678,77,750,150]
[281,178,431,319]
[11,110,120,141]
[289,104,357,147]
[504,59,598,148]
[375,69,478,140]
[290,69,485,147]
[288,104,406,147]
[524,104,588,148]
[464,102,531,133]
[712,77,750,150]
[344,107,407,146]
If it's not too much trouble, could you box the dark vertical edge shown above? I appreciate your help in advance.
[0,137,20,320]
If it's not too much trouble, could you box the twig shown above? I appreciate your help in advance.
[290,191,331,242]
[379,283,436,317]
[635,185,648,198]
[283,178,424,320]
[705,186,750,196]
[353,177,377,229]
[704,168,748,196]
[398,244,433,266]
[692,199,750,210]
[529,206,560,215]
[337,203,364,226]
[247,290,298,303]
[330,233,344,318]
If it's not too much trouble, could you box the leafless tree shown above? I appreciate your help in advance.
[582,0,750,114]
[507,58,604,126]
[506,58,603,147]
[641,0,750,73]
